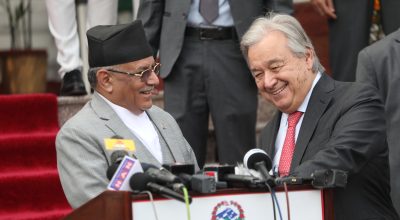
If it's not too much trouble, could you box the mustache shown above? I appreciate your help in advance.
[139,86,159,95]
[139,86,154,92]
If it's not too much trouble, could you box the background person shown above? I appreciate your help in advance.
[356,27,400,215]
[45,0,118,96]
[310,0,400,82]
[137,0,293,168]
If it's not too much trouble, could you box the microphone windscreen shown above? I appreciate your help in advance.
[162,164,195,175]
[106,163,120,180]
[243,148,272,171]
[130,173,153,191]
[110,150,129,164]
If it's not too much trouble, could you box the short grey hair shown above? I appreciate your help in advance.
[241,13,324,73]
[87,65,117,89]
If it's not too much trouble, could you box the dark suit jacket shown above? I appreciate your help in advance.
[356,28,400,215]
[260,73,399,220]
[137,0,293,78]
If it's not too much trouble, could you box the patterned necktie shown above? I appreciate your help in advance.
[199,0,219,24]
[278,111,303,177]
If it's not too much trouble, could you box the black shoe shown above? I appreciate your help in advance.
[60,69,87,96]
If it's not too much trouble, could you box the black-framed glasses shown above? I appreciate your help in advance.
[107,63,161,81]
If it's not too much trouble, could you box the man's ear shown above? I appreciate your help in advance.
[97,69,113,93]
[305,47,314,70]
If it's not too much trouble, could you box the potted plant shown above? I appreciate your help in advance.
[0,0,47,94]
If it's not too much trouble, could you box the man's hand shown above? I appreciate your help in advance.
[310,0,337,19]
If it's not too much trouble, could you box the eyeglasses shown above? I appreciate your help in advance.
[107,63,161,81]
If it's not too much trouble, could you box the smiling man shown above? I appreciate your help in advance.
[241,14,399,219]
[56,20,198,209]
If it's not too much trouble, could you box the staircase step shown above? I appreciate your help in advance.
[0,133,58,171]
[0,168,71,214]
[0,94,59,135]
[0,208,71,220]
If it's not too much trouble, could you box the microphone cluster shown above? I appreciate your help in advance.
[106,148,347,203]
[242,148,348,189]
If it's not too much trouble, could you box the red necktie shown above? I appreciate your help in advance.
[278,111,303,177]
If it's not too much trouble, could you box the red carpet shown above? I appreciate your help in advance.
[0,94,72,220]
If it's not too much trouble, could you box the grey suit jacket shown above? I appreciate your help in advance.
[356,28,400,215]
[137,0,293,78]
[56,92,198,208]
[260,74,399,219]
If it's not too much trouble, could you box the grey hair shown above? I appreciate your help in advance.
[87,65,117,89]
[240,13,325,73]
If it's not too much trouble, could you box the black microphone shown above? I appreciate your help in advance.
[130,172,191,203]
[275,176,308,186]
[243,148,276,187]
[203,165,265,188]
[141,163,181,184]
[162,163,195,175]
[221,174,266,187]
[179,173,216,193]
[274,169,348,188]
[106,150,129,180]
[162,164,216,193]
[311,169,347,188]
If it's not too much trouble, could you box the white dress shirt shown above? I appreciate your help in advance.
[272,72,322,174]
[99,94,163,163]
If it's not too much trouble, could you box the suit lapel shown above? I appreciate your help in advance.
[395,29,400,43]
[290,74,335,172]
[264,111,282,158]
[146,108,185,163]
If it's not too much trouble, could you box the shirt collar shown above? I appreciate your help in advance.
[97,93,147,120]
[281,71,322,120]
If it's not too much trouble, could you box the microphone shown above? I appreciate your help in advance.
[162,163,195,175]
[179,173,216,193]
[163,163,216,193]
[311,169,347,188]
[221,174,266,187]
[130,172,191,203]
[106,150,129,180]
[243,148,276,187]
[141,163,181,184]
[275,176,307,186]
[203,165,265,188]
[107,155,144,191]
[274,169,348,188]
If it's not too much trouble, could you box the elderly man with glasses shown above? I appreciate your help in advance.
[56,20,199,209]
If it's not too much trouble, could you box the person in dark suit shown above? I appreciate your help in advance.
[241,13,399,219]
[356,28,400,215]
[137,0,293,168]
[310,0,400,82]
